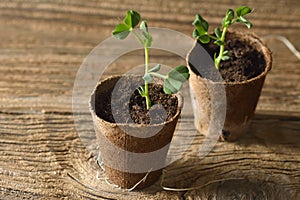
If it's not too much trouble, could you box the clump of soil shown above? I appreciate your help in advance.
[95,77,178,125]
[190,34,266,82]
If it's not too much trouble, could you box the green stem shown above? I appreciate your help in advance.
[131,29,151,110]
[149,72,167,79]
[131,30,144,46]
[208,34,218,41]
[215,26,228,70]
[144,46,151,110]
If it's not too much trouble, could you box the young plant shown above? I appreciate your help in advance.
[112,10,189,110]
[192,6,253,70]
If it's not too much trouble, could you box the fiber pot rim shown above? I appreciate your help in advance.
[89,75,184,128]
[186,30,272,85]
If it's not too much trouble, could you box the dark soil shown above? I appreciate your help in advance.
[190,34,266,82]
[95,77,178,125]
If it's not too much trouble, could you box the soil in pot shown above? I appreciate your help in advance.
[96,76,178,125]
[190,33,267,82]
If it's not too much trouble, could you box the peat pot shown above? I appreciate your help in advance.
[187,31,272,141]
[89,75,183,189]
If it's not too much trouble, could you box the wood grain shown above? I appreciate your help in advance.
[0,0,299,199]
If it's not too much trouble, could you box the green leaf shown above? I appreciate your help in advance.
[214,27,221,38]
[199,35,210,44]
[164,78,182,94]
[124,10,141,29]
[164,65,189,94]
[193,14,209,35]
[236,16,252,28]
[149,64,161,73]
[163,79,177,94]
[112,23,130,39]
[164,65,190,94]
[140,20,152,47]
[221,55,230,61]
[140,20,148,32]
[138,86,146,97]
[143,73,153,83]
[167,65,190,82]
[236,6,252,17]
[192,29,200,39]
[140,20,148,38]
[226,9,234,21]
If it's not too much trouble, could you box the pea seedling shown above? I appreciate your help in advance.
[192,6,253,70]
[112,10,189,110]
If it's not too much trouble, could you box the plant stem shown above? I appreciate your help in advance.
[208,34,218,41]
[215,26,228,70]
[144,46,151,110]
[131,30,144,45]
[150,72,167,79]
[131,29,151,110]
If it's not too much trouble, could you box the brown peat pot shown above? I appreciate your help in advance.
[89,76,183,189]
[187,31,272,141]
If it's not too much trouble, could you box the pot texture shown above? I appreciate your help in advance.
[89,76,183,189]
[187,31,272,141]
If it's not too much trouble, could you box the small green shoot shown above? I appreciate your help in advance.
[192,6,253,70]
[112,10,190,110]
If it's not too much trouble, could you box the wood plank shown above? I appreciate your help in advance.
[0,111,299,199]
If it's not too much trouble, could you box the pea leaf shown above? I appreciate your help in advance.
[164,78,182,94]
[226,9,235,21]
[164,65,190,94]
[140,20,148,37]
[124,10,140,28]
[163,79,177,94]
[199,34,210,44]
[192,29,200,39]
[112,23,130,39]
[221,55,230,61]
[236,6,252,17]
[169,65,190,81]
[214,27,222,38]
[193,14,209,35]
[143,73,153,83]
[149,64,161,73]
[236,16,252,28]
[138,86,146,97]
[140,20,152,47]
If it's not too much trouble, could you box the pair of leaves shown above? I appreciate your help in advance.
[112,10,141,40]
[164,65,190,94]
[221,6,252,29]
[112,10,152,47]
[236,6,252,28]
[143,65,190,94]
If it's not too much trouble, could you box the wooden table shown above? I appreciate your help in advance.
[0,0,299,199]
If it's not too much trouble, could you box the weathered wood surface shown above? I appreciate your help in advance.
[0,0,299,199]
